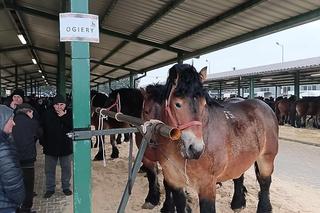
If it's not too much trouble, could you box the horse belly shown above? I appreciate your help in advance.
[217,152,257,182]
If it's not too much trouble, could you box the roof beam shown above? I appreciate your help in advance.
[92,0,264,83]
[91,0,185,80]
[5,3,184,53]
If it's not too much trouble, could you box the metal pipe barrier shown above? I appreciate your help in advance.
[68,108,181,212]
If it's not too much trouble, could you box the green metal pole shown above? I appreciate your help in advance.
[0,68,2,97]
[219,81,222,100]
[294,71,300,99]
[237,77,241,97]
[15,66,18,89]
[129,73,134,88]
[249,77,255,99]
[70,0,91,212]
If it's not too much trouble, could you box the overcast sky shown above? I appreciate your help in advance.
[139,19,320,86]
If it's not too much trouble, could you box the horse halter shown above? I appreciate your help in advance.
[165,81,202,131]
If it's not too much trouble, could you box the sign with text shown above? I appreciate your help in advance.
[59,13,99,43]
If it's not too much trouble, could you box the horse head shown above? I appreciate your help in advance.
[163,64,207,159]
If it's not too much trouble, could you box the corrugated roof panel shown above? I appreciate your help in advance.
[103,0,168,34]
[90,0,113,17]
[21,14,59,50]
[140,0,245,44]
[129,50,176,70]
[107,51,141,66]
[91,34,123,52]
[107,69,129,79]
[20,0,59,13]
[37,51,58,65]
[92,65,113,75]
[4,50,32,64]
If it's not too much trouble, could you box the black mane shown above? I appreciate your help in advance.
[164,64,207,100]
[145,84,166,104]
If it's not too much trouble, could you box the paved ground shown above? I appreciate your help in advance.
[32,125,320,212]
[32,145,73,213]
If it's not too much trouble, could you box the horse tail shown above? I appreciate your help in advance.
[254,161,260,179]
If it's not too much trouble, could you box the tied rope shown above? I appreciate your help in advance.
[97,93,121,167]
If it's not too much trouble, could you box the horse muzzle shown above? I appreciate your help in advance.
[180,131,205,159]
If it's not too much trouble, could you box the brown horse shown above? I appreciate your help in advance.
[295,96,320,128]
[151,64,278,212]
[275,96,296,126]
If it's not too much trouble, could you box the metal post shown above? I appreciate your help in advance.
[177,53,183,64]
[129,73,134,88]
[237,77,241,97]
[30,78,33,94]
[0,68,1,97]
[24,72,27,96]
[219,81,222,100]
[249,77,255,99]
[294,71,300,99]
[15,66,18,89]
[70,0,91,212]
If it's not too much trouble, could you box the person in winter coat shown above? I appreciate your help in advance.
[40,95,73,198]
[0,105,25,213]
[12,103,40,213]
[6,89,24,110]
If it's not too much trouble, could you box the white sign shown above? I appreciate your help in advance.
[59,13,99,43]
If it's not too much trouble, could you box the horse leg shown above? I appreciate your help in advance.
[199,181,216,213]
[110,134,119,159]
[124,133,130,142]
[231,174,247,210]
[160,180,175,213]
[172,187,191,213]
[93,136,105,161]
[116,134,122,144]
[141,164,160,209]
[254,161,273,213]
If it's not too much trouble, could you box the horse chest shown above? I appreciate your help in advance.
[160,159,188,188]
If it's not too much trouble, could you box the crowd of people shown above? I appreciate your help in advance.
[0,89,73,213]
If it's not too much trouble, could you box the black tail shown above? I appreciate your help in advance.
[254,162,260,179]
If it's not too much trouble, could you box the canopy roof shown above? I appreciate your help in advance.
[1,0,320,89]
[205,56,320,89]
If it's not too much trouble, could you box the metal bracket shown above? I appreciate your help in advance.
[67,127,139,140]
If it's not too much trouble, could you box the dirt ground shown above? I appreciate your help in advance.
[65,125,320,212]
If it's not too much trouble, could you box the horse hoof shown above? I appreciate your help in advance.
[142,202,155,209]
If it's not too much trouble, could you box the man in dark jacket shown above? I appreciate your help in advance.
[40,95,73,198]
[12,103,40,213]
[0,105,25,213]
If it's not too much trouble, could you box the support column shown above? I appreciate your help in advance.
[57,0,66,98]
[71,0,91,212]
[129,73,134,88]
[15,66,18,89]
[57,43,66,97]
[30,78,33,95]
[0,69,2,97]
[249,77,255,99]
[219,81,222,100]
[294,71,300,99]
[237,77,241,97]
[24,72,27,96]
[177,53,183,64]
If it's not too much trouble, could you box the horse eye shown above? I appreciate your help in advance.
[175,103,182,109]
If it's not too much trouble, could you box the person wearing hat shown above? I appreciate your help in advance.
[0,105,25,213]
[40,94,73,198]
[12,103,40,213]
[8,89,24,110]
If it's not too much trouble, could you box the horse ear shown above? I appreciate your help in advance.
[199,66,207,82]
[140,87,146,98]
